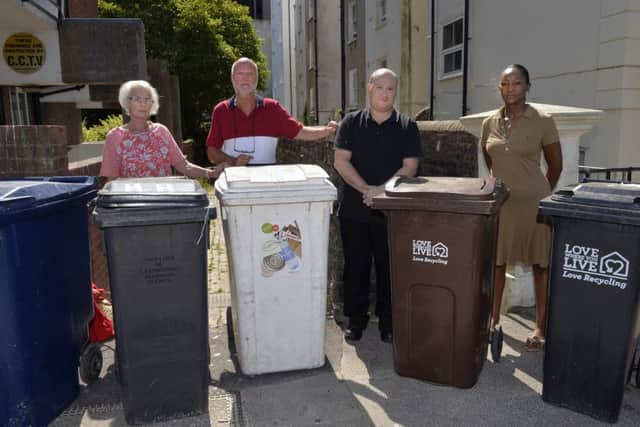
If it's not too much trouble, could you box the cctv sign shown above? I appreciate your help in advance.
[561,243,629,290]
[3,33,46,74]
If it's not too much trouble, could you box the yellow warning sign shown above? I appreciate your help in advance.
[3,33,46,74]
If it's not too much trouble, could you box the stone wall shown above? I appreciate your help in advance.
[276,137,343,305]
[417,120,478,177]
[275,122,479,311]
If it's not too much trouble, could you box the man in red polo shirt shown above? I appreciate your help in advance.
[206,57,338,166]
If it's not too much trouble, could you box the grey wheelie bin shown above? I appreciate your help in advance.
[539,181,640,423]
[93,177,214,424]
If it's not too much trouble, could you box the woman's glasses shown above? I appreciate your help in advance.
[128,96,155,105]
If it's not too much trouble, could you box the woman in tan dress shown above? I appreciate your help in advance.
[480,64,563,351]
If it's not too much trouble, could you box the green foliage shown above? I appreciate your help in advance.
[98,0,268,139]
[82,114,123,142]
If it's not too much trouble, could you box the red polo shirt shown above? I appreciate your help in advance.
[206,95,303,164]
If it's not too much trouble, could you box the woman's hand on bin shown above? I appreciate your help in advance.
[207,162,230,181]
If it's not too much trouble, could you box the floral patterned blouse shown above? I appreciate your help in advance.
[99,122,185,178]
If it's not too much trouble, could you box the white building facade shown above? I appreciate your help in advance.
[431,0,640,168]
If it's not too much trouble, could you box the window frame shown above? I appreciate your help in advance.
[347,0,357,43]
[439,17,464,79]
[348,68,358,108]
[307,0,314,21]
[376,0,388,26]
[8,87,30,125]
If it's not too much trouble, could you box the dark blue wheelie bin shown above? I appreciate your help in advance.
[0,176,98,427]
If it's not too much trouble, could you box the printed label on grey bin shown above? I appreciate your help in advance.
[562,244,629,290]
[143,255,178,286]
[412,240,448,265]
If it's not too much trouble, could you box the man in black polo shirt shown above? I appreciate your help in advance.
[334,68,422,343]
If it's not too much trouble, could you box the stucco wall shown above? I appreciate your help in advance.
[433,0,640,169]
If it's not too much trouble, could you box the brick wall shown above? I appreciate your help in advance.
[68,161,110,293]
[68,0,98,18]
[276,122,479,309]
[0,125,68,178]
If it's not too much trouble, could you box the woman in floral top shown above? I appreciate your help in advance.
[100,80,227,179]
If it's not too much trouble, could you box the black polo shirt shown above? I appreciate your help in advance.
[335,108,422,222]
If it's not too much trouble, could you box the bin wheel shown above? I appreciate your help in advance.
[490,325,503,363]
[79,343,103,384]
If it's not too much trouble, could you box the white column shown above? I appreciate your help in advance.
[460,103,603,311]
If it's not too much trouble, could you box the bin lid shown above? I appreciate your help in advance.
[371,176,508,215]
[222,164,329,191]
[215,164,337,206]
[0,176,97,224]
[539,182,640,225]
[96,177,209,208]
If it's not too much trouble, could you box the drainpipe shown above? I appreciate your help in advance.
[461,0,469,116]
[429,0,435,120]
[314,0,319,124]
[340,0,346,117]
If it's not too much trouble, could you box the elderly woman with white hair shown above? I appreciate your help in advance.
[100,80,226,179]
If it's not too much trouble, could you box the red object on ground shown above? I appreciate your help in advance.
[89,283,114,343]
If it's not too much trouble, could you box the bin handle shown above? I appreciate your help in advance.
[386,176,401,191]
[86,196,97,209]
[196,205,216,246]
[385,175,424,193]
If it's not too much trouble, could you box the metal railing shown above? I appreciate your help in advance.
[22,0,63,23]
[579,166,640,183]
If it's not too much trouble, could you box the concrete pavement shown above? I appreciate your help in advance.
[51,212,640,427]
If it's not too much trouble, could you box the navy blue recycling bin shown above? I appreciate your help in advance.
[0,176,98,427]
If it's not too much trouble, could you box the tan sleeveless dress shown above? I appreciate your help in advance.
[480,105,560,267]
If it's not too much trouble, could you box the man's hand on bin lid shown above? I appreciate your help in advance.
[363,185,385,207]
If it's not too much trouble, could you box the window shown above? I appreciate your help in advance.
[309,87,316,120]
[9,87,30,125]
[441,18,463,77]
[308,35,315,69]
[347,0,357,42]
[377,0,387,25]
[307,0,314,20]
[348,68,358,107]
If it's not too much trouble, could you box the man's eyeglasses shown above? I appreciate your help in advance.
[232,111,256,154]
[233,136,256,154]
[128,96,155,105]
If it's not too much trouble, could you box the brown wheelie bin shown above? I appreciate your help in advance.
[372,176,508,388]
